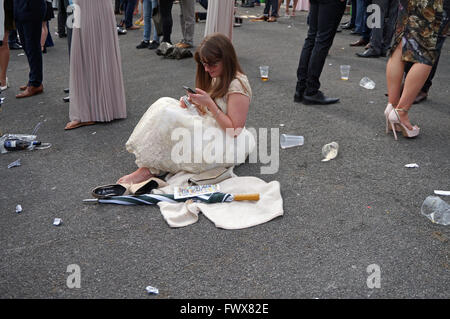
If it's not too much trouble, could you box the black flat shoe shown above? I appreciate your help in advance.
[294,90,304,103]
[136,40,150,49]
[63,96,70,103]
[64,88,69,93]
[356,48,381,58]
[9,42,23,50]
[303,91,339,105]
[148,41,159,50]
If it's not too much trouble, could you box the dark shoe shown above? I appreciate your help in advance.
[350,38,369,47]
[294,91,304,103]
[64,88,70,93]
[117,27,127,35]
[303,91,339,105]
[58,32,67,38]
[336,26,342,33]
[42,46,47,54]
[136,40,150,49]
[16,84,44,98]
[356,48,381,58]
[413,91,428,104]
[242,3,254,7]
[63,96,70,103]
[341,22,355,30]
[8,42,22,50]
[148,41,159,50]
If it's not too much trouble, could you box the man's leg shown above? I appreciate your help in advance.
[305,0,346,96]
[179,0,195,46]
[125,0,138,28]
[17,21,43,88]
[382,0,398,55]
[160,0,174,44]
[57,0,68,37]
[294,0,319,100]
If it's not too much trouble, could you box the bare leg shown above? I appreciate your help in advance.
[279,0,285,15]
[396,62,432,129]
[0,31,10,86]
[117,167,154,184]
[386,44,404,107]
[292,0,298,15]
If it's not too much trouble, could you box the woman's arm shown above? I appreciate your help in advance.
[189,89,250,136]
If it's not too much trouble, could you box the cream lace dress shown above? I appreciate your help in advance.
[125,74,256,175]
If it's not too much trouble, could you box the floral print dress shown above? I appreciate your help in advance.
[391,0,447,66]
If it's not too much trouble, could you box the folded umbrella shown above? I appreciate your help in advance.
[83,192,259,205]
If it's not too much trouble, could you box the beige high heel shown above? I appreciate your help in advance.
[388,108,420,140]
[384,103,401,134]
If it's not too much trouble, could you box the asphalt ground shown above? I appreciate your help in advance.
[0,3,449,299]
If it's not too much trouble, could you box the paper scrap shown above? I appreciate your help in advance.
[8,159,21,169]
[53,218,62,226]
[145,286,159,295]
[434,190,450,196]
[16,205,22,213]
[405,163,419,168]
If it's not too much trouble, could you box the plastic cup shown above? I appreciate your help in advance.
[359,77,376,89]
[340,65,350,80]
[280,134,304,149]
[259,66,269,81]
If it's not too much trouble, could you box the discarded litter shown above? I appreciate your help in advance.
[280,134,304,149]
[405,163,419,168]
[53,218,62,226]
[15,205,22,213]
[8,159,21,168]
[18,53,25,56]
[259,65,269,82]
[359,77,376,90]
[145,286,159,295]
[279,124,285,127]
[340,65,350,80]
[321,142,339,162]
[421,196,450,226]
[1,134,38,154]
[434,190,450,196]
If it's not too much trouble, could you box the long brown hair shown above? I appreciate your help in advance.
[194,33,246,101]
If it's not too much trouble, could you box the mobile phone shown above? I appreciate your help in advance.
[183,86,196,94]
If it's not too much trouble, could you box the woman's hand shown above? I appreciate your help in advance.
[188,88,215,113]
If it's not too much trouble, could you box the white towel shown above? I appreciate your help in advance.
[153,171,284,229]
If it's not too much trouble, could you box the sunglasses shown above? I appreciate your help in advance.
[201,60,220,68]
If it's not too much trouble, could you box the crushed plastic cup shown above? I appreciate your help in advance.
[145,286,159,295]
[8,159,21,168]
[280,134,304,149]
[340,65,350,80]
[259,65,269,82]
[321,142,339,162]
[421,196,450,225]
[53,218,62,226]
[16,205,22,213]
[359,77,376,89]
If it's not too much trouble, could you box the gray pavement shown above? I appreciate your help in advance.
[1,3,449,299]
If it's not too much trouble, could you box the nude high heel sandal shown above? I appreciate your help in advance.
[388,108,420,140]
[384,103,401,134]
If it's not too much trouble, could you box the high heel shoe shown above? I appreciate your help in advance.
[384,103,401,133]
[388,108,420,140]
[0,77,9,91]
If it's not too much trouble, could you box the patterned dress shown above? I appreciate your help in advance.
[391,0,446,66]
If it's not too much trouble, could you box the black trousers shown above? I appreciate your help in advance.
[57,0,67,35]
[160,0,174,44]
[16,19,43,87]
[369,0,398,55]
[296,0,346,96]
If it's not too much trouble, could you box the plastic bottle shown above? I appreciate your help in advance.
[421,196,450,225]
[4,139,41,151]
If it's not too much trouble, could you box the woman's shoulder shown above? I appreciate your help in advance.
[228,73,252,98]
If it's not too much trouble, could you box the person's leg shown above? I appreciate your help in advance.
[179,0,195,45]
[354,0,366,33]
[125,0,138,28]
[367,0,386,55]
[143,0,152,41]
[57,0,68,36]
[386,44,405,108]
[151,0,160,44]
[271,0,279,17]
[350,0,357,26]
[263,0,271,17]
[160,0,174,44]
[295,1,319,97]
[305,0,346,96]
[292,0,299,15]
[0,31,10,87]
[17,21,43,88]
[382,0,398,55]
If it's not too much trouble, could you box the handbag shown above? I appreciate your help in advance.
[188,167,234,185]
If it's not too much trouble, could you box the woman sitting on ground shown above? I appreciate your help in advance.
[118,33,255,184]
